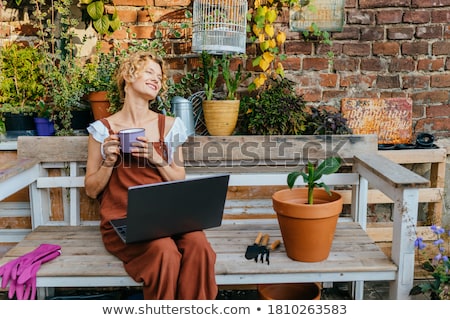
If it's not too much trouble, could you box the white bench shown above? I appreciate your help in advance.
[0,135,430,299]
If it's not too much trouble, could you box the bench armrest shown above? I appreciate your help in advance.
[0,158,39,201]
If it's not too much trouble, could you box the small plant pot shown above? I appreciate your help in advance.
[272,188,343,262]
[88,91,111,120]
[34,117,55,136]
[258,283,321,300]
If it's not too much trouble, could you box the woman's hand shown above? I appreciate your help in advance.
[102,134,120,167]
[131,136,167,166]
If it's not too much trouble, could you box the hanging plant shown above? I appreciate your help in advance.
[247,0,333,90]
[79,0,121,36]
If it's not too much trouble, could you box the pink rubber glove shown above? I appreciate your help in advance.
[0,243,61,299]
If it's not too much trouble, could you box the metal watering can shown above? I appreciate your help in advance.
[170,96,195,136]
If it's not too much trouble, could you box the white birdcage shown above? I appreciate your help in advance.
[192,0,247,55]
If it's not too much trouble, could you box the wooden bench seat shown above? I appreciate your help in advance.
[1,221,397,288]
[0,135,431,299]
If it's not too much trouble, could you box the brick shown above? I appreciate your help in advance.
[319,74,338,87]
[281,57,301,71]
[376,75,401,89]
[431,10,450,23]
[431,74,450,87]
[154,0,191,6]
[389,58,415,72]
[432,41,450,55]
[322,90,349,100]
[402,75,430,89]
[127,25,156,39]
[333,58,359,72]
[401,42,429,55]
[416,118,450,134]
[427,104,450,118]
[116,9,138,23]
[316,43,342,56]
[373,42,400,56]
[340,74,377,87]
[403,10,431,23]
[416,26,443,39]
[361,58,386,72]
[113,0,154,5]
[330,27,359,40]
[411,0,450,8]
[172,41,192,55]
[411,90,449,104]
[360,0,411,8]
[387,27,414,40]
[303,57,330,71]
[376,10,404,24]
[285,41,313,55]
[342,43,371,56]
[346,10,374,24]
[360,27,384,41]
[296,88,322,102]
[0,24,11,37]
[417,58,445,71]
[380,92,408,99]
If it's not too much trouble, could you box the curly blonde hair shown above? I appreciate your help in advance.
[115,50,168,105]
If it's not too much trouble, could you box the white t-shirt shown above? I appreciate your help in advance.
[87,117,188,164]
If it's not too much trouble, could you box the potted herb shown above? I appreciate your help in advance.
[272,157,343,262]
[0,43,47,136]
[200,51,248,136]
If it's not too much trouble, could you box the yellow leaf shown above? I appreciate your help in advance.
[276,31,286,45]
[268,38,276,48]
[254,0,261,8]
[259,58,270,71]
[258,33,265,43]
[253,24,262,36]
[264,24,274,38]
[276,62,285,77]
[262,51,274,63]
[266,9,277,24]
[254,73,267,88]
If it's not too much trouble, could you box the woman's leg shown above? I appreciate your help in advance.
[174,231,217,299]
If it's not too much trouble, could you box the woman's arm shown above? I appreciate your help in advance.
[84,134,120,199]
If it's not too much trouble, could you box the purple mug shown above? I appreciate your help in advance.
[118,128,145,153]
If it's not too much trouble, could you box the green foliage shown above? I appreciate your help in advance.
[82,45,120,93]
[200,51,249,101]
[45,59,85,136]
[79,0,121,37]
[0,43,46,114]
[200,51,220,100]
[237,76,307,135]
[287,157,342,205]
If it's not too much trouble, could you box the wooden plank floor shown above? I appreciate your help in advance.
[0,221,397,287]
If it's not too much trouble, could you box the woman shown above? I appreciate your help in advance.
[84,51,217,300]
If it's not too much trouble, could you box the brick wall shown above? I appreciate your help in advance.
[1,0,450,138]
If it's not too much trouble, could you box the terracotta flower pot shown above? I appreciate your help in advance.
[88,91,111,120]
[272,188,343,262]
[258,282,321,300]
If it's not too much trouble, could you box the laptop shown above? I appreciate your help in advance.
[110,174,230,244]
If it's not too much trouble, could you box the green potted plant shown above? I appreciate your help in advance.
[82,45,120,120]
[272,157,343,262]
[0,43,47,137]
[200,51,249,136]
[237,75,308,135]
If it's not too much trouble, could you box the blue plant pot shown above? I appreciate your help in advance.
[34,117,55,136]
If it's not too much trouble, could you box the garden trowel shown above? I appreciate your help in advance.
[244,232,264,261]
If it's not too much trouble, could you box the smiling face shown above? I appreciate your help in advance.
[127,59,163,100]
[116,51,167,105]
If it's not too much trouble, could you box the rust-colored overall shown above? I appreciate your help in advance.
[97,115,217,299]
